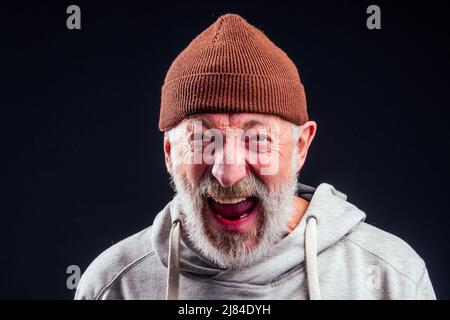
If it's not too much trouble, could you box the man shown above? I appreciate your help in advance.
[75,14,435,300]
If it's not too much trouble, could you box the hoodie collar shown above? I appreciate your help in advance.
[151,182,366,285]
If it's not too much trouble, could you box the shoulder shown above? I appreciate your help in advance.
[75,226,157,300]
[343,222,426,283]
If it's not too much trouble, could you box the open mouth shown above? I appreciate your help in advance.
[206,196,259,227]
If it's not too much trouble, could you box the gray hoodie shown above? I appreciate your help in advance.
[74,182,436,300]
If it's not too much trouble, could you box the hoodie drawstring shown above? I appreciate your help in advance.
[165,219,181,300]
[305,215,321,300]
[165,216,322,300]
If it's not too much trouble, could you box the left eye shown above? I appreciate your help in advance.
[246,134,269,143]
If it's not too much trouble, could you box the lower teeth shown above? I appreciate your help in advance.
[216,212,250,220]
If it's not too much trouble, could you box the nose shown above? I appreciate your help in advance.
[212,163,247,188]
[211,139,247,188]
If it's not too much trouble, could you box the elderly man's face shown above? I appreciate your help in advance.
[164,113,316,268]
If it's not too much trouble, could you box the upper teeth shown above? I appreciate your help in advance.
[211,197,247,204]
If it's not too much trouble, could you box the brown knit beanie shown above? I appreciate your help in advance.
[159,14,308,131]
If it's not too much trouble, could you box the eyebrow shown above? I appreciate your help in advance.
[242,120,269,130]
[195,117,269,130]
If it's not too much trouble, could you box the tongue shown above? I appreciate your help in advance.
[208,197,257,219]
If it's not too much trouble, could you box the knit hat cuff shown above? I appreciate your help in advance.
[159,73,308,131]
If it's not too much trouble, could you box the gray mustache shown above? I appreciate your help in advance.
[197,172,268,199]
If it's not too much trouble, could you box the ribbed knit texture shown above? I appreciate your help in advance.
[159,14,308,131]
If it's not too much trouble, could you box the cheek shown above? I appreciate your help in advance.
[249,165,292,192]
[182,163,209,188]
[173,142,209,187]
[247,146,294,191]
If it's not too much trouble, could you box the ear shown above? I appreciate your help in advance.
[163,132,173,175]
[294,121,317,172]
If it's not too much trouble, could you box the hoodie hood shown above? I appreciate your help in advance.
[151,182,366,298]
[75,181,435,300]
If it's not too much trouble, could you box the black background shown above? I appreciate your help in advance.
[1,0,449,299]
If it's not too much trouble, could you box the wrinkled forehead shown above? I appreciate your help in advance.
[178,113,289,132]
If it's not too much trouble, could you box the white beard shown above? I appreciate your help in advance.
[169,153,300,269]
